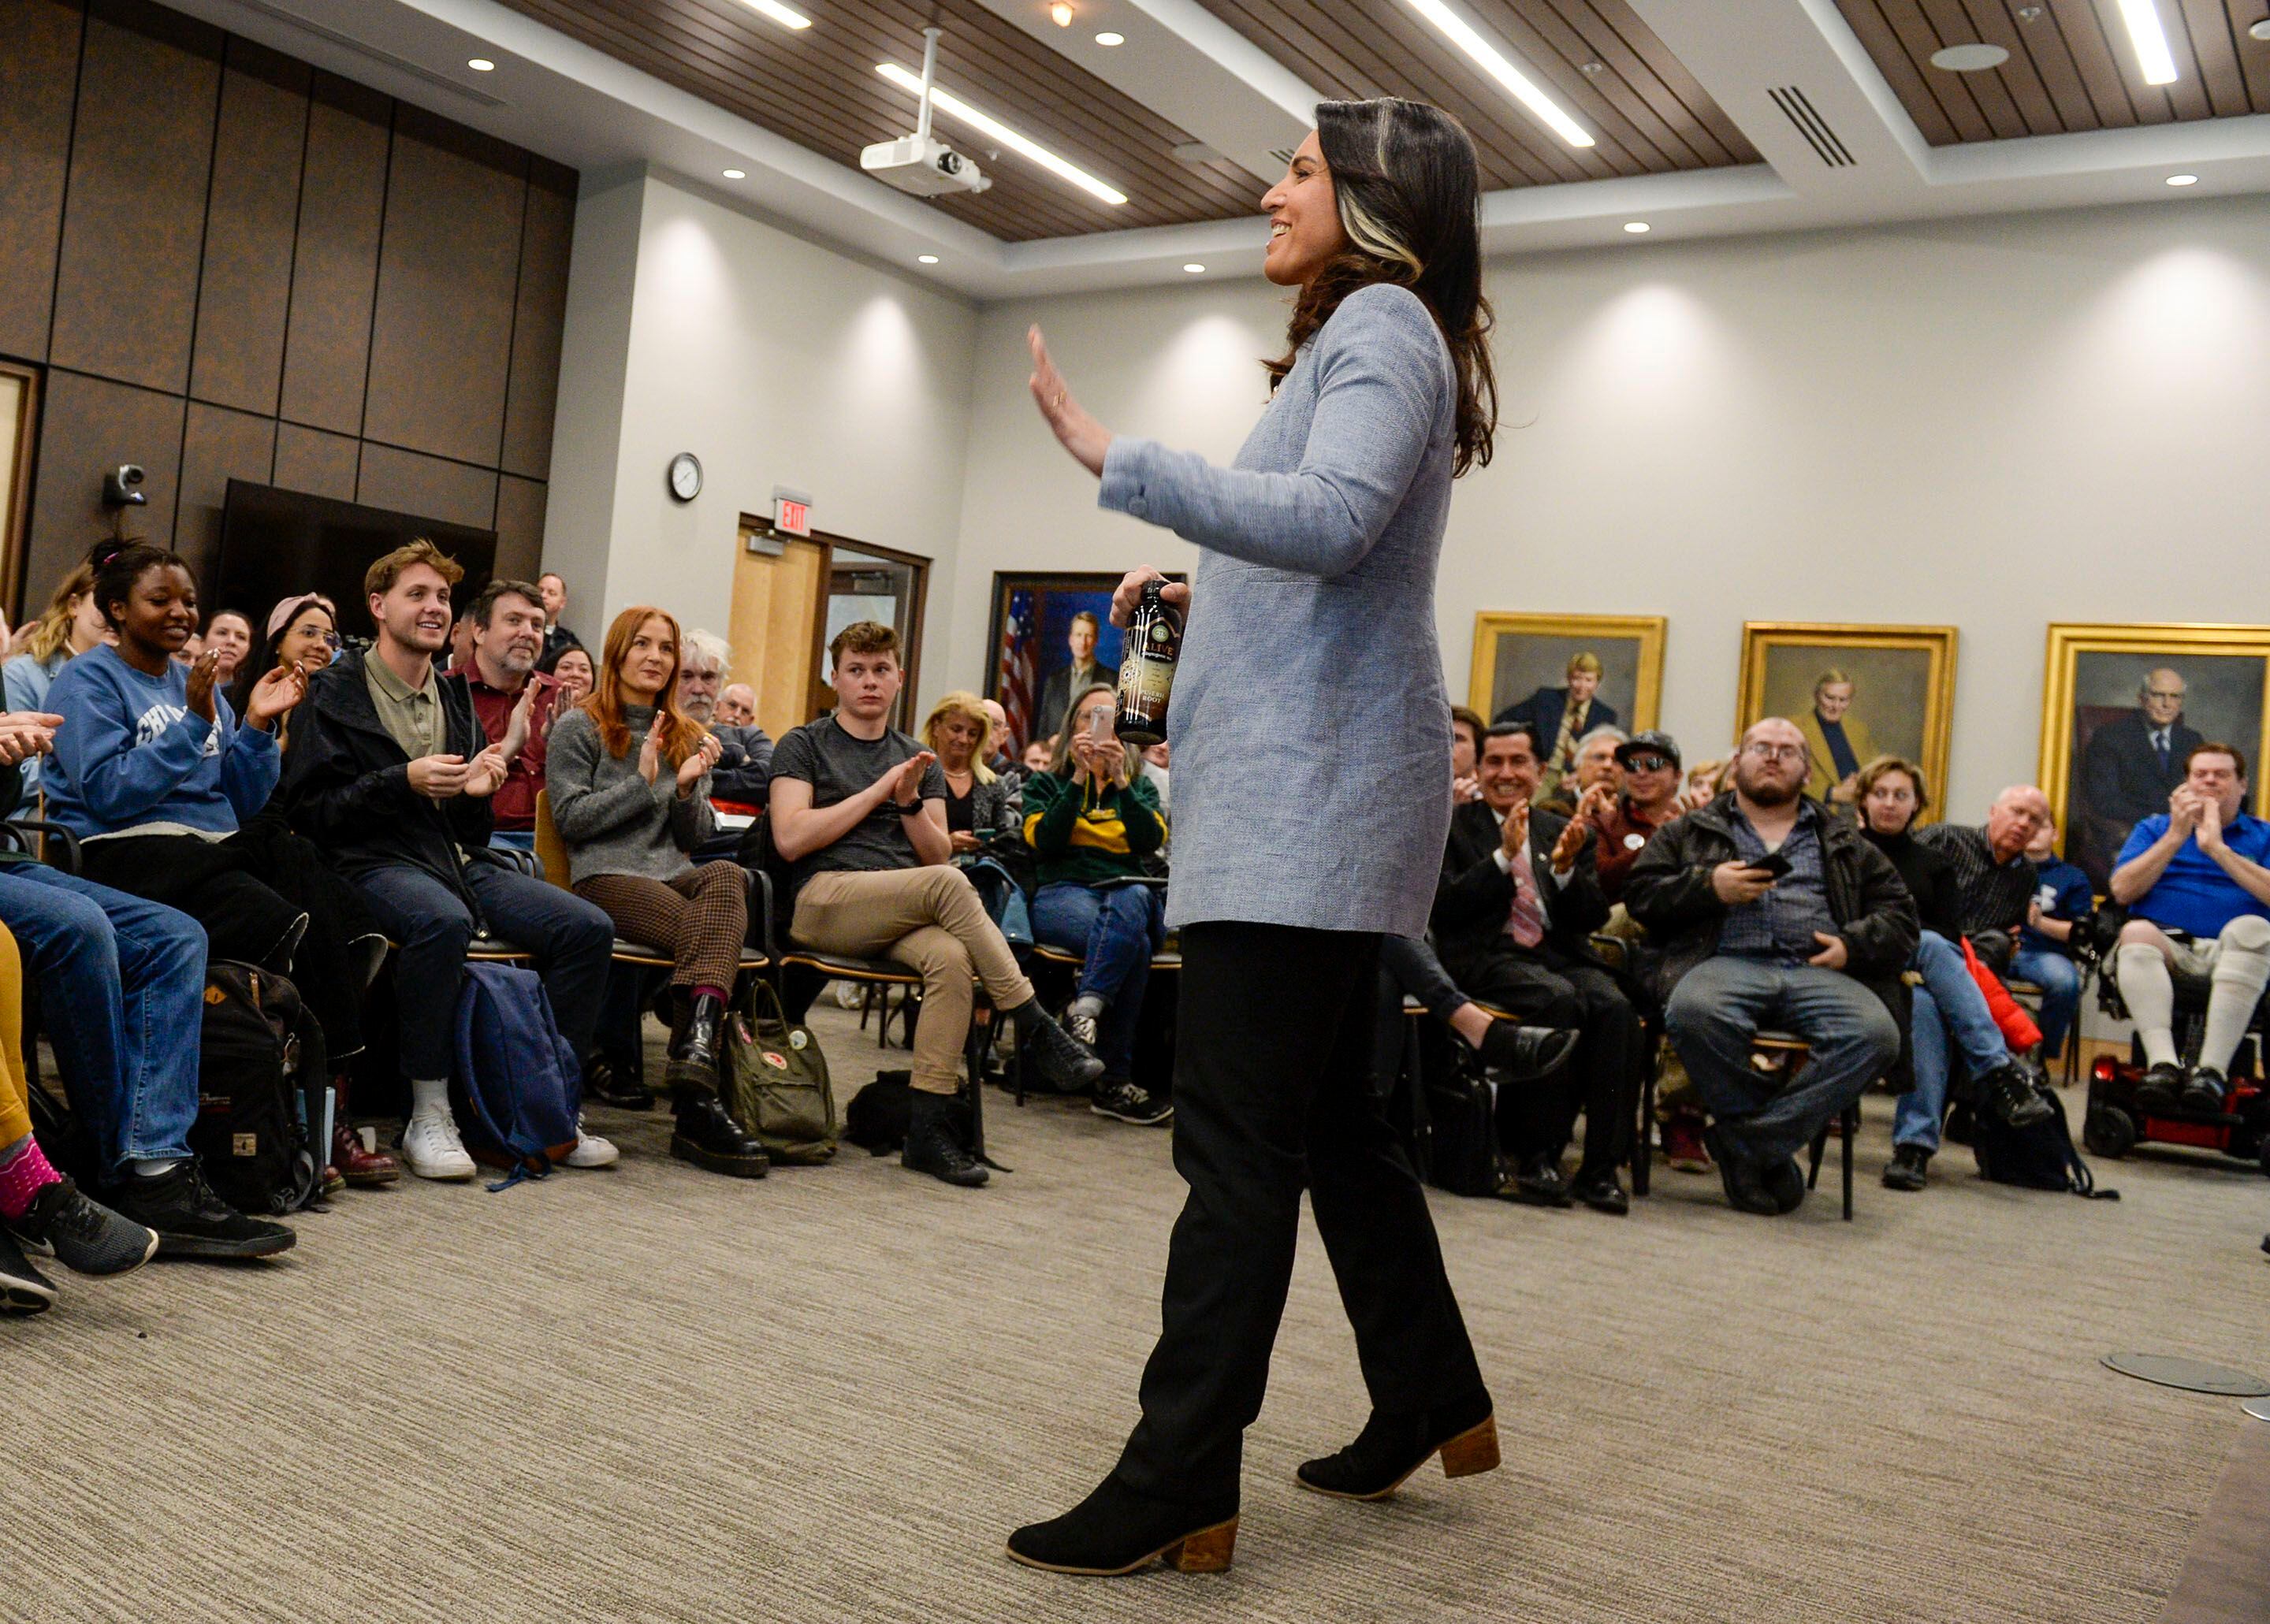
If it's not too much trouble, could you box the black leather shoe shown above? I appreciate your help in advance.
[1568,1169,1629,1215]
[1007,998,1105,1093]
[669,1091,769,1178]
[1982,1062,2053,1128]
[106,1161,296,1259]
[584,1056,654,1112]
[665,991,727,1092]
[2132,1062,2184,1114]
[1704,1125,1780,1216]
[1502,1154,1572,1208]
[2180,1065,2230,1113]
[902,1090,988,1188]
[1761,1156,1806,1214]
[1297,1389,1498,1500]
[1477,1020,1580,1082]
[1882,1143,1931,1192]
[1007,1475,1240,1576]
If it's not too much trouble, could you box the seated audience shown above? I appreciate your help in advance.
[1494,651,1616,792]
[1625,719,1915,1217]
[2108,742,2270,1114]
[1799,669,1872,805]
[1022,683,1168,1127]
[1682,758,1727,812]
[1432,721,1639,1215]
[925,690,1021,856]
[538,572,581,666]
[1021,737,1053,776]
[202,610,252,682]
[283,541,617,1180]
[1915,787,2055,968]
[675,631,772,807]
[1851,758,2051,1191]
[456,578,557,855]
[1449,705,1485,805]
[2015,822,2093,1061]
[549,608,768,1179]
[0,719,293,1257]
[1539,725,1624,818]
[1,916,160,1313]
[229,594,339,725]
[1587,730,1684,903]
[716,683,759,728]
[545,642,595,706]
[3,562,108,801]
[768,622,1101,1188]
[446,608,477,675]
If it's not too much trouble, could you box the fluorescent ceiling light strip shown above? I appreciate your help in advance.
[1400,0,1594,147]
[877,63,1128,205]
[2113,0,2179,86]
[735,0,810,29]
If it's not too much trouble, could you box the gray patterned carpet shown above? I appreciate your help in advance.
[9,1002,2266,1622]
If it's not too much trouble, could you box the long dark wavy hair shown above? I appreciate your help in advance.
[1267,98,1497,476]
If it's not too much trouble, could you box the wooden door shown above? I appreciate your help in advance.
[728,532,828,741]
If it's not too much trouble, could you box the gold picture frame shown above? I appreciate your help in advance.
[1736,622,1959,814]
[1468,611,1665,735]
[2037,622,2270,890]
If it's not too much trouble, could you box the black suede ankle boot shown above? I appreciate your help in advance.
[1294,1390,1498,1500]
[1004,998,1104,1093]
[1006,1475,1240,1576]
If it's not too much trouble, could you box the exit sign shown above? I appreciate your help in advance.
[773,486,812,537]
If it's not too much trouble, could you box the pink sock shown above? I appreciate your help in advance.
[692,984,729,1005]
[0,1135,63,1221]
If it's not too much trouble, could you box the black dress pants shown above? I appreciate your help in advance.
[1451,942,1637,1177]
[1111,920,1487,1504]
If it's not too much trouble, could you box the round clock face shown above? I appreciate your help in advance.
[668,452,702,502]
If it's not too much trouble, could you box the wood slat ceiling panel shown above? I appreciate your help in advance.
[1833,0,2270,143]
[489,0,1260,240]
[1196,0,1760,191]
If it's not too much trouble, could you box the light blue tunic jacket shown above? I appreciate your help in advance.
[1098,281,1456,937]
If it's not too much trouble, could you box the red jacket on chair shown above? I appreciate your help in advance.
[1962,935,2041,1054]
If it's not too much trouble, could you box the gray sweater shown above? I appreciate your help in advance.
[546,704,715,886]
[1096,282,1457,936]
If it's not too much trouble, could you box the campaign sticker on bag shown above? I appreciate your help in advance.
[788,1030,808,1050]
[762,1051,790,1071]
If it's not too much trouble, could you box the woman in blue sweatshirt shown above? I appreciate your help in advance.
[44,544,395,1184]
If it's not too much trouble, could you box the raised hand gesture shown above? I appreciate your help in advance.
[243,664,305,731]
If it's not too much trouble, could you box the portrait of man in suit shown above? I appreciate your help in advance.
[1493,651,1621,791]
[2073,667,2204,887]
[1036,609,1105,744]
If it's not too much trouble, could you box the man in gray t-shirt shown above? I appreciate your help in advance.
[767,622,1101,1187]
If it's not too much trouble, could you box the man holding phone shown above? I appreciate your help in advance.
[1624,718,1918,1216]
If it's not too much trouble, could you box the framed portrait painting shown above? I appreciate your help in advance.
[1735,623,1958,814]
[985,571,1185,752]
[2038,623,2270,891]
[1468,613,1665,778]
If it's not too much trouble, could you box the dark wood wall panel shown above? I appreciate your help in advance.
[355,443,497,532]
[47,0,221,395]
[271,422,358,500]
[277,73,391,437]
[500,160,575,481]
[0,0,84,363]
[176,399,274,588]
[361,107,525,467]
[24,370,184,594]
[493,474,548,583]
[188,38,309,415]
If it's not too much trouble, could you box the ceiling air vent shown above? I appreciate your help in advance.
[1769,86,1853,168]
[229,0,509,109]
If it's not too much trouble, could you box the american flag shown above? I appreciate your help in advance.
[997,588,1039,750]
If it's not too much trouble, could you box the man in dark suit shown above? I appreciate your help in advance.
[1492,652,1619,790]
[1036,610,1105,745]
[2080,667,2201,886]
[1432,720,1641,1214]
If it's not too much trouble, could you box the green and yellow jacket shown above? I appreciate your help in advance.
[1022,767,1165,887]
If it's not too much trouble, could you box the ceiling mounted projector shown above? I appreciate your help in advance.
[861,26,990,198]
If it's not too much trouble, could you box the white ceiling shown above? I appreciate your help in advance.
[164,0,2270,301]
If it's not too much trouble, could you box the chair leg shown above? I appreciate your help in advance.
[1806,1124,1828,1190]
[1632,1050,1656,1198]
[1840,1102,1856,1222]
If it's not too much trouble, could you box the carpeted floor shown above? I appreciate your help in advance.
[9,1001,2268,1623]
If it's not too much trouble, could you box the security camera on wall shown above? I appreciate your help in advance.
[101,464,146,508]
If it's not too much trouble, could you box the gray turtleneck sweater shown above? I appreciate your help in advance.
[545,704,715,886]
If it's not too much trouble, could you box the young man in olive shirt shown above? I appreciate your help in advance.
[768,622,1100,1187]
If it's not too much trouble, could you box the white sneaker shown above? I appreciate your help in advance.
[565,1118,619,1169]
[400,1110,476,1181]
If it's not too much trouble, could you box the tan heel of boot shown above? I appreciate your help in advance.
[1438,1415,1501,1479]
[1162,1517,1238,1574]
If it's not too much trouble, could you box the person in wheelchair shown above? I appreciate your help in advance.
[2108,741,2270,1115]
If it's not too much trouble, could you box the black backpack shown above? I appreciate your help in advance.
[843,1069,970,1154]
[1968,1077,2119,1200]
[192,963,323,1214]
[1421,1048,1503,1199]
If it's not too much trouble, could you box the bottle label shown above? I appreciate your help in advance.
[1118,652,1172,708]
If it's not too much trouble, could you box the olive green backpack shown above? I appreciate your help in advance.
[722,979,838,1165]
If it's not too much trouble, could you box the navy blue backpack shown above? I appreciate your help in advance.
[450,962,581,1190]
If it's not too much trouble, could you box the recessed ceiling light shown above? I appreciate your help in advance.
[2114,0,2179,86]
[877,64,1128,205]
[918,255,940,264]
[1182,262,1205,273]
[2165,173,2198,185]
[1096,31,1124,46]
[732,0,811,29]
[1051,2,1074,24]
[467,58,495,72]
[1399,0,1594,148]
[1930,43,2010,72]
[1623,221,1650,233]
[722,168,746,179]
[2252,17,2270,40]
[2016,5,2045,20]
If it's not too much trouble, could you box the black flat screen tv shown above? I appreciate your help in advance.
[214,481,497,635]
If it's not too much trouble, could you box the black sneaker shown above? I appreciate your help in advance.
[1881,1143,1931,1192]
[2179,1065,2229,1114]
[584,1055,654,1112]
[0,1228,55,1314]
[2132,1062,2184,1114]
[1007,999,1106,1093]
[1091,1080,1171,1127]
[902,1091,988,1188]
[106,1162,296,1260]
[8,1178,158,1276]
[1981,1063,2054,1128]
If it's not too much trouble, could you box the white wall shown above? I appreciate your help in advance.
[546,170,979,663]
[946,195,2270,819]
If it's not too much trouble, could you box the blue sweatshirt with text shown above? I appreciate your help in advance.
[43,644,278,839]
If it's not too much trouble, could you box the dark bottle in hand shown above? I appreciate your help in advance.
[1114,580,1182,747]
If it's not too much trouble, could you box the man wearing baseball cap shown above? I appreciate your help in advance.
[1588,730,1686,902]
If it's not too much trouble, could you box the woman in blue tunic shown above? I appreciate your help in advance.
[1007,98,1511,1577]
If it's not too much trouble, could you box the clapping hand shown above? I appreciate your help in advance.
[2168,784,2204,838]
[243,665,304,731]
[1499,799,1530,861]
[0,712,62,767]
[637,716,665,785]
[1548,815,1587,875]
[1453,773,1484,805]
[184,648,223,723]
[463,744,509,799]
[2196,790,2226,852]
[676,731,723,797]
[880,750,935,809]
[407,753,471,799]
[1574,781,1616,823]
[500,680,539,762]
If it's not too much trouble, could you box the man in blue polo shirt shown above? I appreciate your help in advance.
[2108,741,2270,1113]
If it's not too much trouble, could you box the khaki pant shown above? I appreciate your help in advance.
[792,867,1033,1095]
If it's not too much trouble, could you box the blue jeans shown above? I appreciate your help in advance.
[2011,943,2081,1059]
[353,859,615,1080]
[0,862,207,1175]
[1664,956,1900,1165]
[1030,880,1163,1081]
[1894,930,2012,1152]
